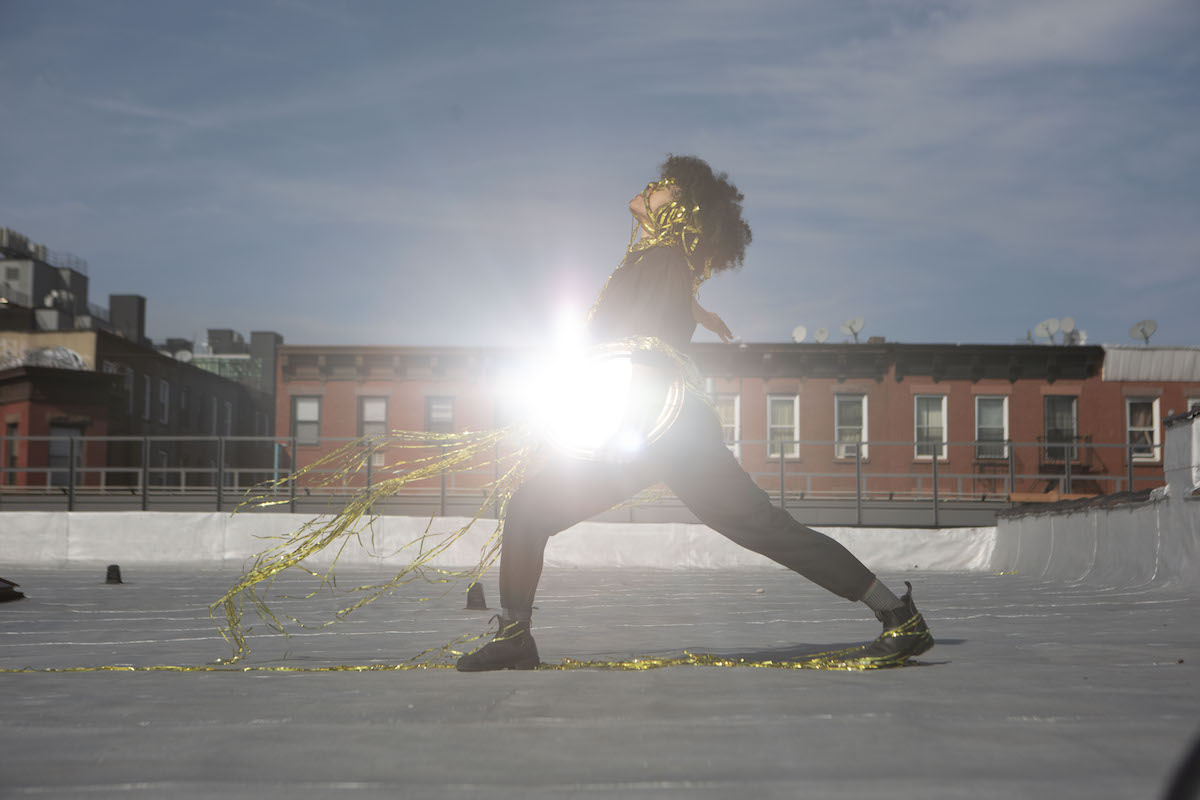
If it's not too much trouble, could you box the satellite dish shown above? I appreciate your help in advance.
[1129,320,1157,345]
[814,328,829,344]
[842,317,865,343]
[175,350,193,363]
[791,325,807,343]
[1033,318,1060,342]
[1060,317,1076,334]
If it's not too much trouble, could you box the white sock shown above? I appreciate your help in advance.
[861,579,904,613]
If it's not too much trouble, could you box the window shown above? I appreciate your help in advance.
[47,424,81,487]
[359,397,388,467]
[292,397,321,445]
[767,394,799,459]
[124,371,135,415]
[359,397,388,438]
[158,380,170,424]
[181,386,189,412]
[1126,397,1160,461]
[425,396,454,433]
[142,375,152,421]
[223,400,233,436]
[1044,396,1078,461]
[835,394,867,459]
[975,396,1008,459]
[914,395,947,459]
[210,395,219,436]
[714,393,740,459]
[4,422,18,485]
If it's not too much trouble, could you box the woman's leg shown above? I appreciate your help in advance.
[655,399,877,601]
[499,454,653,618]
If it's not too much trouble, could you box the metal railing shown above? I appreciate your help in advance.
[0,433,1165,525]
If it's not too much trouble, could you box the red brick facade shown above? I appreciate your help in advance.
[276,342,1200,500]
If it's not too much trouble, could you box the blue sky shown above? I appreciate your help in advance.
[2,0,1197,348]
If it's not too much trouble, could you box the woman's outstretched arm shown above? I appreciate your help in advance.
[692,296,734,343]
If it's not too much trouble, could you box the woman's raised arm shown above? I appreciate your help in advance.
[692,296,734,343]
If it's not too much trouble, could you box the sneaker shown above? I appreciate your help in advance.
[455,616,541,672]
[862,581,934,662]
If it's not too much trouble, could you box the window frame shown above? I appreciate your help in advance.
[1043,395,1078,462]
[47,424,82,487]
[4,421,19,485]
[292,396,321,446]
[1125,396,1161,463]
[767,393,800,460]
[358,396,389,438]
[974,395,1009,460]
[714,392,741,461]
[424,396,455,434]
[158,379,170,424]
[124,370,135,415]
[359,396,389,467]
[913,394,948,461]
[834,393,868,460]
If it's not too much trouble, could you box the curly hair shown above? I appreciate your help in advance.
[659,154,752,273]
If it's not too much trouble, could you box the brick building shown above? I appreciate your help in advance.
[1,227,277,491]
[0,329,273,488]
[274,341,1200,503]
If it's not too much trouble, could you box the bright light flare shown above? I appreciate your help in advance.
[491,346,683,462]
[490,308,684,460]
[542,352,633,458]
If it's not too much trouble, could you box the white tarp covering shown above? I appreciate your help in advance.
[991,412,1200,587]
[1,511,995,574]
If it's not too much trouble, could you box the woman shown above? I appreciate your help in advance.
[456,155,932,671]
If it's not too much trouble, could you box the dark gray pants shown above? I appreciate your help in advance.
[499,395,877,616]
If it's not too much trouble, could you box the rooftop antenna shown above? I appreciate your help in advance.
[840,317,865,343]
[1129,320,1157,346]
[1059,317,1087,346]
[1033,318,1060,344]
[813,327,829,344]
[791,325,807,344]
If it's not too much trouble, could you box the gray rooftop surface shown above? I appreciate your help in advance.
[2,565,1198,799]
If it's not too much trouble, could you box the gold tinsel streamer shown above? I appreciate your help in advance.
[208,335,707,666]
[4,586,930,675]
[209,425,538,665]
[11,189,912,674]
[0,647,924,674]
[588,178,712,324]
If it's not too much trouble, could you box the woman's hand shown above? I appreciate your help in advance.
[692,297,734,343]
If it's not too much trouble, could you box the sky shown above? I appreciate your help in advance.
[1,0,1197,349]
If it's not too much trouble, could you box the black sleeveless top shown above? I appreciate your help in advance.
[587,246,697,352]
